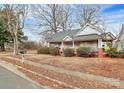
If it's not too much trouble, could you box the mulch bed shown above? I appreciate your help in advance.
[0,56,117,89]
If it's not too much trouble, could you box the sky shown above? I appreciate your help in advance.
[23,4,124,42]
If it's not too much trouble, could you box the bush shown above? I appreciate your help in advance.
[49,47,60,56]
[37,46,49,54]
[64,48,75,57]
[88,51,98,57]
[76,47,91,57]
[107,48,117,58]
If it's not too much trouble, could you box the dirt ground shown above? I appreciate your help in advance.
[11,53,124,80]
[1,52,124,88]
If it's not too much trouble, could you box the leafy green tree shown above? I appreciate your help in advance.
[0,20,12,51]
[0,6,28,52]
[0,8,27,51]
[3,4,28,55]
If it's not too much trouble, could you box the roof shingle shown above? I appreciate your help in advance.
[47,24,114,42]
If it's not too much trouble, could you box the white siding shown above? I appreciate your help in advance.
[63,36,72,41]
[76,26,101,36]
[117,41,122,52]
[120,33,124,40]
[117,32,124,51]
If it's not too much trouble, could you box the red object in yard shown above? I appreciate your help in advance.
[59,48,64,56]
[98,48,103,58]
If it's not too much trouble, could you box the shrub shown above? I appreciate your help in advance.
[64,48,75,57]
[88,51,97,57]
[103,43,111,52]
[49,47,60,56]
[76,47,91,57]
[37,46,49,54]
[107,48,117,58]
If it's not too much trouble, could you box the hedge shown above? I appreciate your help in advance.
[76,47,91,57]
[64,48,75,57]
[49,47,60,56]
[37,46,49,54]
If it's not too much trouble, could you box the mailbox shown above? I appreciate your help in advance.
[20,50,27,54]
[20,49,27,64]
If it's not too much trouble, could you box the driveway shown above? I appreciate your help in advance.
[0,66,39,89]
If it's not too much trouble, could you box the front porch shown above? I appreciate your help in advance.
[49,38,107,57]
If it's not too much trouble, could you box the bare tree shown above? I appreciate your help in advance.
[31,4,73,44]
[58,5,73,31]
[3,4,28,55]
[31,4,60,34]
[76,5,101,28]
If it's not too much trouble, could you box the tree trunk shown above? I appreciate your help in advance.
[13,37,16,55]
[15,34,19,55]
[1,43,5,51]
[13,35,19,55]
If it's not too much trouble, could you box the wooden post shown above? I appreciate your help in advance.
[21,54,24,64]
[62,41,64,48]
[98,38,103,58]
[60,41,64,56]
[72,39,75,48]
[47,42,50,47]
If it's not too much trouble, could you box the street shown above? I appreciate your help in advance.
[0,66,39,89]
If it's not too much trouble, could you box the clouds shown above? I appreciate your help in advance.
[102,4,124,12]
[99,4,124,34]
[102,12,124,24]
[22,4,124,41]
[101,5,124,23]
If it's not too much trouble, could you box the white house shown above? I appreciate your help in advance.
[46,24,115,56]
[115,24,124,52]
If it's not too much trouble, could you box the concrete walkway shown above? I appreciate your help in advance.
[0,63,39,89]
[5,56,124,88]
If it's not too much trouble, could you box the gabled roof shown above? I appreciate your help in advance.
[48,24,114,42]
[63,36,73,41]
[74,34,101,41]
[101,32,116,40]
[47,29,80,42]
[76,24,103,36]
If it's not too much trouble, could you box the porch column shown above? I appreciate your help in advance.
[60,41,64,56]
[98,38,103,58]
[47,42,50,47]
[61,41,64,48]
[72,39,75,48]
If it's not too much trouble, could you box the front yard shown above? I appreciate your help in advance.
[1,53,124,88]
[14,54,124,80]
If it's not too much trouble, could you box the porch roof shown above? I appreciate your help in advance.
[48,34,111,43]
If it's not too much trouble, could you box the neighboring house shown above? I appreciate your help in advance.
[114,24,124,52]
[46,24,115,52]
